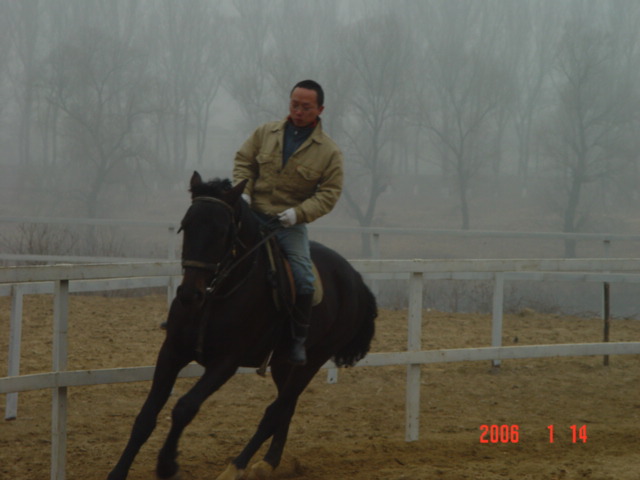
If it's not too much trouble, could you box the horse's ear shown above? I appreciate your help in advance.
[224,179,249,205]
[190,171,203,190]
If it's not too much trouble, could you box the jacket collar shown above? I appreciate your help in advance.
[286,115,319,130]
[273,117,324,143]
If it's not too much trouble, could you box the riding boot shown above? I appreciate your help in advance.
[289,293,313,366]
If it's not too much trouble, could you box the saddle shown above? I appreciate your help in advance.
[256,238,323,376]
[264,237,323,310]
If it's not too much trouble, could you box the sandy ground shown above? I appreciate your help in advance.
[1,293,639,480]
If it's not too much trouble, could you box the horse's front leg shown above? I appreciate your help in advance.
[107,342,188,480]
[156,360,239,479]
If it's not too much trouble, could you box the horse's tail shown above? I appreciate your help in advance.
[333,280,377,367]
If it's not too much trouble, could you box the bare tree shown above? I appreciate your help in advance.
[7,0,42,172]
[505,0,561,195]
[414,1,509,229]
[603,0,640,202]
[542,4,640,255]
[224,0,343,131]
[0,2,13,119]
[265,0,340,96]
[224,0,281,128]
[39,27,154,217]
[148,1,229,177]
[338,13,412,255]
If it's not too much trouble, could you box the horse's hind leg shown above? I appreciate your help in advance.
[156,362,238,479]
[222,360,323,480]
[107,343,188,480]
[256,363,322,477]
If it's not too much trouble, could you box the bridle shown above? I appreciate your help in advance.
[180,195,283,362]
[180,195,281,297]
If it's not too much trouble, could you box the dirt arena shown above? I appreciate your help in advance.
[1,293,639,480]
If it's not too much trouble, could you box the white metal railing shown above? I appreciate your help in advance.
[2,259,640,480]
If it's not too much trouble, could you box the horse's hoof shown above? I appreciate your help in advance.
[156,458,180,480]
[246,460,274,480]
[162,472,182,480]
[157,471,180,480]
[156,469,180,480]
[215,463,245,480]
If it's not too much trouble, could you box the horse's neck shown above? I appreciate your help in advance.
[236,204,264,252]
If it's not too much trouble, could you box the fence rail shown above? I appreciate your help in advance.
[5,216,640,264]
[2,259,640,480]
[5,215,640,241]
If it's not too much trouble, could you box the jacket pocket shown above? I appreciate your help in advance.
[284,165,321,198]
[255,153,280,192]
[256,152,280,167]
[296,165,321,182]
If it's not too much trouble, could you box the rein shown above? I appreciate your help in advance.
[204,224,281,298]
[181,195,282,364]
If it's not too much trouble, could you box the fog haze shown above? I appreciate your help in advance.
[1,0,639,244]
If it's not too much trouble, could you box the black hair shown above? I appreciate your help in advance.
[290,79,324,107]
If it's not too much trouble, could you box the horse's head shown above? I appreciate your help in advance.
[176,171,248,306]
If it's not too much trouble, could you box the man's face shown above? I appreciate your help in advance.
[289,87,324,127]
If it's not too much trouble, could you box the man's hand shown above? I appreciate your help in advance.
[278,208,297,227]
[241,193,251,205]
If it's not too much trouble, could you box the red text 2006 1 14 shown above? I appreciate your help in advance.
[479,424,588,443]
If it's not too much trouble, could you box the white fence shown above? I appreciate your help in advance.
[5,215,640,264]
[2,259,640,480]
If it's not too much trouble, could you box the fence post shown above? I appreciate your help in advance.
[491,273,505,368]
[51,279,69,480]
[326,366,338,384]
[369,232,381,298]
[5,284,24,420]
[371,232,380,258]
[405,271,423,441]
[603,282,610,366]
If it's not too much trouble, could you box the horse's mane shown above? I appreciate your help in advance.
[190,177,233,198]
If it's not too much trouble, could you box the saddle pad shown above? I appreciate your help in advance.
[311,262,323,306]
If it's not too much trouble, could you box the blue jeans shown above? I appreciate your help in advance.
[253,212,315,295]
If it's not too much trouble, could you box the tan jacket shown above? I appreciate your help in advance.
[233,118,343,224]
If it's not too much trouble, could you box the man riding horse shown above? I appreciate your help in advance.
[107,82,372,480]
[233,79,343,366]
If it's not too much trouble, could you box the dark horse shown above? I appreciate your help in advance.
[107,172,377,480]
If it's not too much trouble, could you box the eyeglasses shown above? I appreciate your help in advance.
[290,102,316,113]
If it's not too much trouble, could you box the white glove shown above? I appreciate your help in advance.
[278,208,297,227]
[241,193,251,205]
